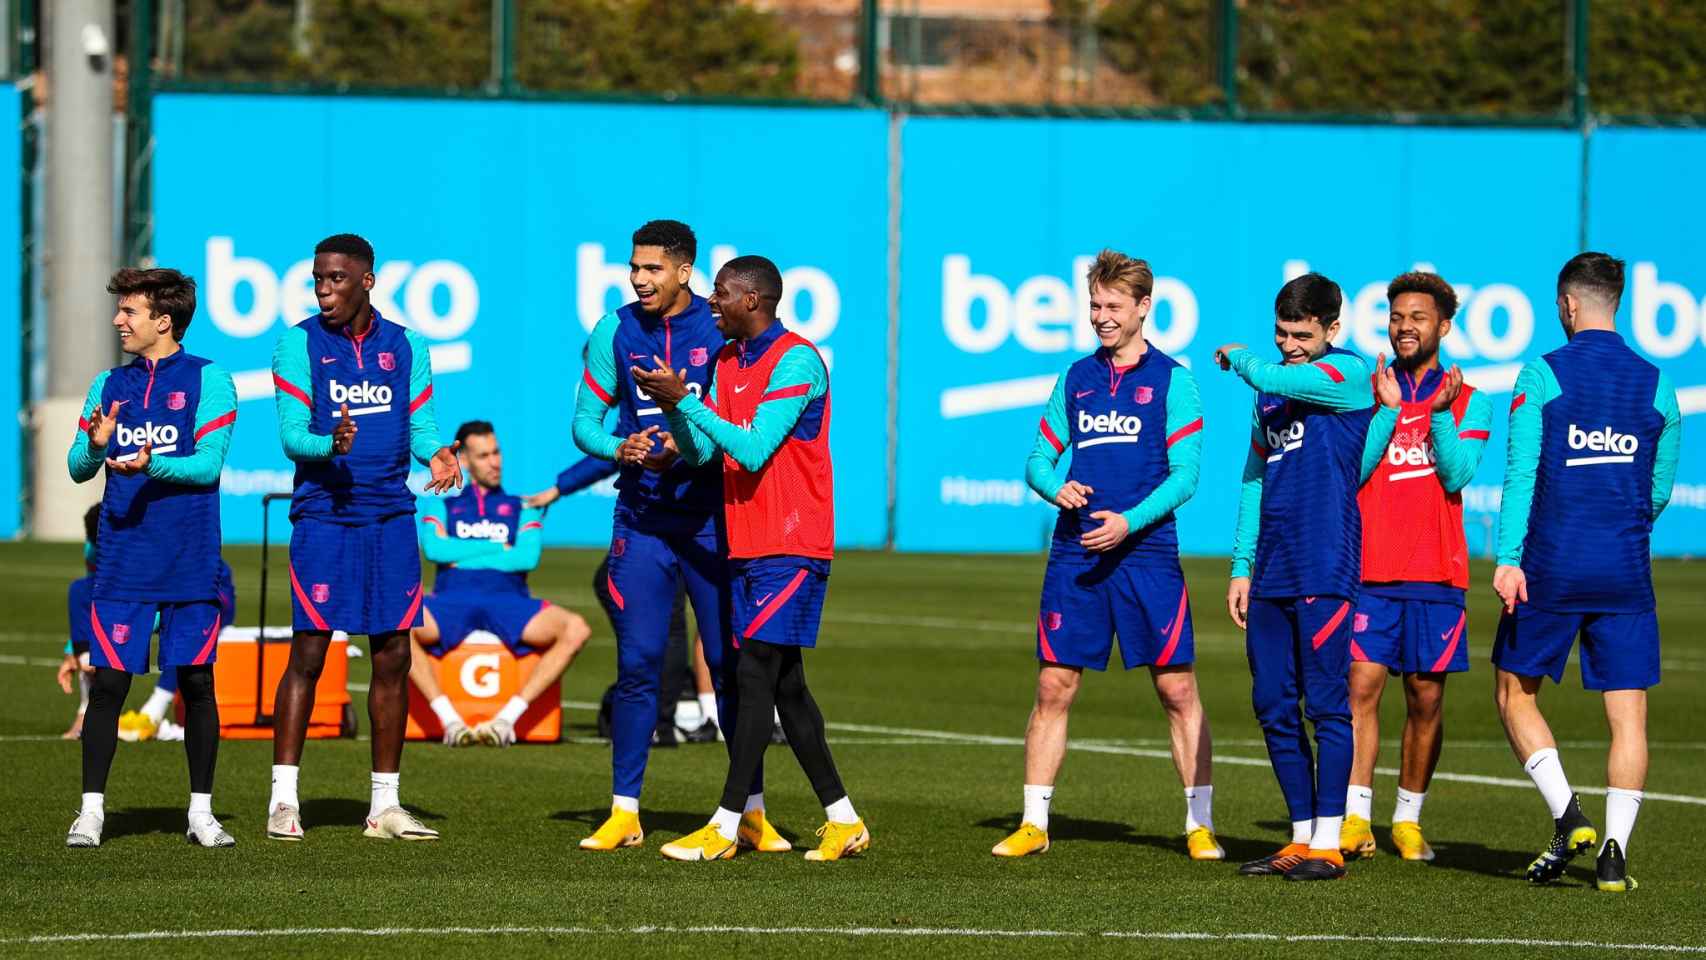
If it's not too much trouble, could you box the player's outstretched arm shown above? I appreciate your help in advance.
[144,365,237,486]
[1230,400,1266,581]
[417,498,505,566]
[1652,371,1682,517]
[1024,374,1075,506]
[1427,387,1493,493]
[1226,348,1372,412]
[557,456,619,496]
[273,324,335,461]
[572,315,624,461]
[459,507,546,574]
[671,346,824,474]
[1495,361,1557,568]
[66,372,112,483]
[1121,365,1205,532]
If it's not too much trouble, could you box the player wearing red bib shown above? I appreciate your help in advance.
[1342,272,1492,863]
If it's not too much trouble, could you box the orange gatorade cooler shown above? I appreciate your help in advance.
[200,627,355,739]
[406,634,561,742]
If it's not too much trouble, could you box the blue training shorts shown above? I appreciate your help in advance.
[89,598,223,674]
[731,556,830,648]
[423,592,550,657]
[289,513,423,636]
[1036,550,1194,671]
[1350,595,1469,675]
[1492,605,1659,691]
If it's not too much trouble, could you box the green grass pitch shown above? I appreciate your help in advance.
[1,542,1703,958]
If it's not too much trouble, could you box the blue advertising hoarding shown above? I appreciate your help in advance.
[152,94,890,548]
[0,89,19,538]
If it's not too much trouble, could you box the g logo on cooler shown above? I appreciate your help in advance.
[460,652,502,698]
[1075,409,1142,449]
[1565,424,1638,466]
[329,379,394,415]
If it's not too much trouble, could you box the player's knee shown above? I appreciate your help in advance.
[90,667,132,703]
[370,641,411,679]
[1153,671,1199,716]
[287,641,331,681]
[1035,669,1079,712]
[177,665,215,704]
[1406,684,1444,719]
[561,611,591,650]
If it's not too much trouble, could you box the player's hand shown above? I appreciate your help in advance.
[425,442,463,494]
[1431,364,1464,413]
[85,400,123,449]
[1080,510,1130,552]
[332,403,357,455]
[1227,576,1251,629]
[642,431,679,472]
[1493,564,1528,614]
[525,487,561,509]
[1374,353,1402,409]
[56,654,79,694]
[631,358,690,409]
[1213,343,1246,371]
[105,443,151,476]
[617,426,660,466]
[1053,480,1093,510]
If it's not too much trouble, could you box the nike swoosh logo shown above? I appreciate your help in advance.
[1075,390,1095,399]
[320,357,336,364]
[1401,414,1426,424]
[755,592,774,606]
[628,353,648,360]
[1441,630,1453,641]
[734,384,750,393]
[406,585,419,597]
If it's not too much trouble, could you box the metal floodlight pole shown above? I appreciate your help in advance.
[860,0,881,106]
[492,0,516,95]
[124,0,156,268]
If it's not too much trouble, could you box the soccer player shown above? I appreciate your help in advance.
[571,220,781,853]
[64,267,237,848]
[992,250,1218,861]
[267,234,461,842]
[1341,272,1492,862]
[1217,272,1375,881]
[638,255,866,863]
[410,420,591,746]
[1491,253,1680,893]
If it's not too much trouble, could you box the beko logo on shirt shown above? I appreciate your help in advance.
[329,379,394,416]
[455,519,510,542]
[1566,424,1638,466]
[1385,435,1438,482]
[114,421,180,458]
[633,380,703,417]
[1076,410,1142,448]
[1265,421,1305,461]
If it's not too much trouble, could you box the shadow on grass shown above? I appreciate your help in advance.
[1257,818,1592,885]
[976,813,1273,861]
[103,806,192,839]
[549,807,712,836]
[298,797,447,825]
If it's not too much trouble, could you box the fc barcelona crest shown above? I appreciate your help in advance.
[312,583,331,604]
[1134,385,1154,405]
[167,391,187,411]
[1354,613,1369,633]
[611,538,627,558]
[690,347,709,367]
[497,502,513,516]
[112,623,131,645]
[1046,611,1062,631]
[378,352,396,371]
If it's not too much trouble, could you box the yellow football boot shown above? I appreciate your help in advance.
[660,824,738,862]
[1391,821,1435,862]
[992,822,1050,857]
[804,820,869,861]
[737,809,792,852]
[578,806,644,851]
[1340,814,1377,860]
[116,710,145,743]
[1186,826,1225,861]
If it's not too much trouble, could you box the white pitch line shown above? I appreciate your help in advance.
[6,924,1705,953]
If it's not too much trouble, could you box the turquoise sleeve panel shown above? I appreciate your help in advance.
[1228,348,1372,411]
[1230,399,1266,579]
[1428,388,1494,494]
[1496,360,1561,566]
[456,507,546,573]
[572,314,623,461]
[1024,373,1069,504]
[67,370,111,483]
[1360,405,1398,484]
[673,343,826,474]
[273,324,334,461]
[416,498,504,565]
[404,329,443,466]
[1652,371,1682,517]
[1121,365,1203,531]
[145,364,237,486]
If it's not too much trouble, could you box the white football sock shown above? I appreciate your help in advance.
[709,807,741,840]
[1291,819,1313,844]
[612,794,640,814]
[1392,787,1426,825]
[1522,747,1573,819]
[494,695,528,727]
[369,771,400,818]
[1346,784,1374,821]
[80,792,104,817]
[1604,787,1643,854]
[1310,815,1343,852]
[429,695,463,728]
[77,670,91,713]
[825,796,858,824]
[1183,785,1213,832]
[697,692,719,725]
[140,685,175,725]
[189,792,213,819]
[744,792,765,814]
[1023,783,1053,832]
[269,764,299,812]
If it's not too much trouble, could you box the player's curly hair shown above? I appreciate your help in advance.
[1387,271,1459,320]
[632,220,696,265]
[107,267,197,341]
[1275,273,1342,327]
[315,233,375,269]
[1086,249,1153,301]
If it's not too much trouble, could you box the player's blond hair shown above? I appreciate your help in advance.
[1086,249,1154,301]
